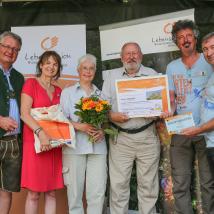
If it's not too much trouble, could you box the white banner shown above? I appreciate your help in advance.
[99,9,194,61]
[11,25,86,80]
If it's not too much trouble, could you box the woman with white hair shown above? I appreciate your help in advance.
[60,54,107,214]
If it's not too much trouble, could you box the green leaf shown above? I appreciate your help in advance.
[104,128,118,136]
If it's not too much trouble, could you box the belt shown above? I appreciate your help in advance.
[111,121,154,134]
[0,135,18,141]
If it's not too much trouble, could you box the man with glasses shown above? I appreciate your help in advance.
[165,20,214,213]
[102,42,160,214]
[0,31,24,214]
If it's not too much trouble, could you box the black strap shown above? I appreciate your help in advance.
[0,69,9,89]
[1,134,18,141]
[0,69,15,98]
[111,120,154,134]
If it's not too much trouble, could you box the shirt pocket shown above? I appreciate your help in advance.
[62,166,70,186]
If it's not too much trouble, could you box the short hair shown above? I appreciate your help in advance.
[202,32,214,44]
[171,19,199,44]
[0,31,22,47]
[77,54,97,70]
[121,42,142,56]
[36,51,62,80]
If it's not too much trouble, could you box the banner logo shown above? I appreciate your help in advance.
[163,23,174,34]
[41,36,59,50]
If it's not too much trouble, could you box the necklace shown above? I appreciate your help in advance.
[39,78,51,90]
[38,78,54,95]
[38,78,54,101]
[80,82,93,96]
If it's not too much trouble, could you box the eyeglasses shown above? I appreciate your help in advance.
[0,43,20,53]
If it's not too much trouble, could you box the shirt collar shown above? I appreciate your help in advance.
[74,81,100,96]
[0,64,13,77]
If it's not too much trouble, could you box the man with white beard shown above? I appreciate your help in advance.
[102,42,160,214]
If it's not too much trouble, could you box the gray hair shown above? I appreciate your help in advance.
[77,54,97,70]
[0,31,22,46]
[121,42,142,56]
[171,19,199,44]
[202,32,214,44]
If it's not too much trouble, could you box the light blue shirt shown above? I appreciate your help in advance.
[60,82,107,155]
[200,73,214,147]
[166,54,213,125]
[0,65,20,135]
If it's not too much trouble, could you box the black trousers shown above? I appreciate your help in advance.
[206,147,214,178]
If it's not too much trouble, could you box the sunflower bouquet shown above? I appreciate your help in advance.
[74,96,117,142]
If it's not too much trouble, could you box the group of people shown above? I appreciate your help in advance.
[1,18,214,214]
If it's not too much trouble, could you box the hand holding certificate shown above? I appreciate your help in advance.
[164,112,195,135]
[115,75,171,118]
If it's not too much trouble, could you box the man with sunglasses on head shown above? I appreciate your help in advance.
[0,31,24,214]
[164,20,214,214]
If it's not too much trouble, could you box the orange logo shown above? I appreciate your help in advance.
[41,36,58,51]
[163,22,175,34]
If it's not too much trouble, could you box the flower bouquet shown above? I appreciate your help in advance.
[74,96,117,142]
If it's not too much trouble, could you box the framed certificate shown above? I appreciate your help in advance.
[164,112,195,135]
[115,74,171,118]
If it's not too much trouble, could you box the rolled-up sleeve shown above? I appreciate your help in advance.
[60,88,71,119]
[166,64,175,91]
[101,70,112,104]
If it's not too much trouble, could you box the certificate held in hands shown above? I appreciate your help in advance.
[165,112,195,135]
[115,75,171,118]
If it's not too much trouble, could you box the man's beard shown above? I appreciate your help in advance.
[183,41,191,48]
[123,61,141,71]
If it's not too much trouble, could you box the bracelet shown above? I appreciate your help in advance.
[34,127,43,137]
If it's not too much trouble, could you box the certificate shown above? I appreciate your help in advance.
[34,120,75,153]
[31,105,76,153]
[164,112,195,135]
[115,75,171,118]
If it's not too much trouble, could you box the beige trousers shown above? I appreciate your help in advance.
[109,129,160,214]
[63,154,107,214]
